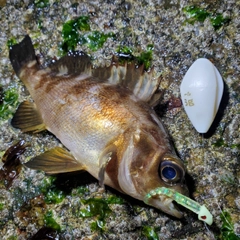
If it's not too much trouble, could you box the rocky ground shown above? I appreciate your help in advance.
[0,0,239,239]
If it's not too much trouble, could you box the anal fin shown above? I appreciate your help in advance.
[11,101,46,133]
[25,147,86,174]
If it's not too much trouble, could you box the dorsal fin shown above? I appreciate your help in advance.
[92,60,161,106]
[48,51,161,106]
[48,51,92,76]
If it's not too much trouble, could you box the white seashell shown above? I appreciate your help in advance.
[180,58,224,133]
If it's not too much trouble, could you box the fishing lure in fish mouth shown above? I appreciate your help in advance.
[9,35,190,219]
[144,187,213,225]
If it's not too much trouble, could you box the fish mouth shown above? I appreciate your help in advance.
[146,194,183,218]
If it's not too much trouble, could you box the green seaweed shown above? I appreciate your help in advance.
[212,138,227,147]
[183,6,210,23]
[44,210,61,232]
[3,88,18,105]
[213,138,239,150]
[79,198,111,220]
[40,176,66,204]
[41,176,56,189]
[61,16,90,53]
[79,196,124,219]
[7,236,17,240]
[0,87,19,120]
[116,44,153,70]
[70,16,91,32]
[61,16,115,54]
[37,19,43,30]
[79,196,124,232]
[90,219,105,232]
[116,45,134,62]
[230,144,240,150]
[142,226,159,240]
[106,195,125,204]
[7,38,17,48]
[220,211,240,240]
[136,44,154,70]
[72,186,89,195]
[211,14,231,30]
[0,203,4,210]
[86,31,115,51]
[183,6,230,30]
[44,189,65,204]
[34,0,49,8]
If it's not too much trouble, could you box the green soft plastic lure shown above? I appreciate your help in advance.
[144,187,213,225]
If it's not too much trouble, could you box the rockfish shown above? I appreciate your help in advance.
[9,35,188,218]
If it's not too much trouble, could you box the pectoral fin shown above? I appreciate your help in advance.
[25,147,86,174]
[11,101,46,133]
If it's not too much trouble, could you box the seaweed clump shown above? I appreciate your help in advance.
[142,226,159,240]
[183,6,231,30]
[61,16,115,54]
[116,44,154,70]
[220,211,240,240]
[0,86,19,120]
[0,140,26,189]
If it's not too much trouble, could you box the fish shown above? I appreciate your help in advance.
[9,35,189,218]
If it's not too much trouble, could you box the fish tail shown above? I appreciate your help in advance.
[9,35,37,77]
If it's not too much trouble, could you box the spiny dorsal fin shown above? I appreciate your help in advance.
[48,50,161,106]
[25,147,86,174]
[92,60,161,107]
[48,51,92,76]
[11,101,46,133]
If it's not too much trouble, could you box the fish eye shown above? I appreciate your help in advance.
[162,165,176,179]
[159,160,184,184]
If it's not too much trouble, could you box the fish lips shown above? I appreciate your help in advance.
[147,194,184,218]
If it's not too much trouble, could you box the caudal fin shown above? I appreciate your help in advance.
[9,35,36,77]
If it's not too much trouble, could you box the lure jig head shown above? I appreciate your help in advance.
[144,187,213,225]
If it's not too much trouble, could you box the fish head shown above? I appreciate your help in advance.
[117,128,189,218]
[141,153,189,218]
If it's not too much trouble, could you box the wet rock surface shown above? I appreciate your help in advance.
[0,0,239,239]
